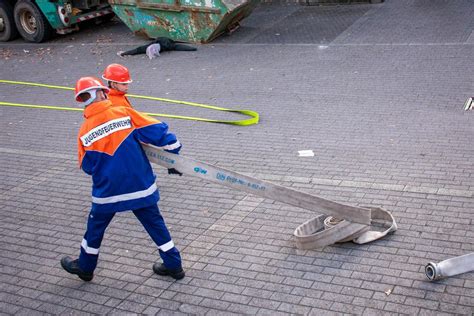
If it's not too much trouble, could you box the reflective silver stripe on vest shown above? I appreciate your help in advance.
[81,238,99,255]
[161,140,181,151]
[92,183,157,204]
[159,240,175,252]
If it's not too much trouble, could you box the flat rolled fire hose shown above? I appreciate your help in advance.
[143,145,397,249]
[294,206,397,249]
[425,253,474,281]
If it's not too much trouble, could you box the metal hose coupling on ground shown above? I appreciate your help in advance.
[425,253,474,281]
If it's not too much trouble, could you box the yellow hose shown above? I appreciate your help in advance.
[0,79,259,126]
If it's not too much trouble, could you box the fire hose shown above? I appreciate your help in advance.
[0,80,259,126]
[143,144,397,249]
[425,253,474,281]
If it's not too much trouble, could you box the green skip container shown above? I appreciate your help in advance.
[108,0,259,43]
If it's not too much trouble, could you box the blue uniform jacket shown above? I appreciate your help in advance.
[78,100,181,213]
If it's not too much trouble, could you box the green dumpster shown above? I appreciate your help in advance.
[108,0,259,43]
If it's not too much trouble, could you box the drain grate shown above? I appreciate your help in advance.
[464,97,473,111]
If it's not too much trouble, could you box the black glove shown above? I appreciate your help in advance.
[168,168,183,176]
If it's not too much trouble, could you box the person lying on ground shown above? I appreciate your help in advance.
[118,37,197,59]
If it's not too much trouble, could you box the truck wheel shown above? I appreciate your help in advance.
[14,0,52,43]
[0,1,19,42]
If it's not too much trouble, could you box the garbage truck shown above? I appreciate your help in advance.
[0,0,114,42]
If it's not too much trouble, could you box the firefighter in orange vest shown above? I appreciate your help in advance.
[102,63,133,108]
[60,76,185,281]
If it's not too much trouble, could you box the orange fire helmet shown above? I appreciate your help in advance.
[102,64,133,84]
[75,77,109,102]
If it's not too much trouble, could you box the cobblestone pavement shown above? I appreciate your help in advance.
[1,0,473,314]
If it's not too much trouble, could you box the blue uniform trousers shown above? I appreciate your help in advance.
[78,204,182,272]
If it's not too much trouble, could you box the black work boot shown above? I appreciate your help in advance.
[153,263,185,280]
[60,256,94,281]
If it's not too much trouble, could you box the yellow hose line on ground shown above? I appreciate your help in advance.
[0,80,259,126]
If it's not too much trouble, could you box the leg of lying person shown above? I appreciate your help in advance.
[120,44,151,56]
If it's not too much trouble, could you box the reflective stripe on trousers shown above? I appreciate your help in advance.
[79,204,181,272]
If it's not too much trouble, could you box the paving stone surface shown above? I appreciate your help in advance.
[1,0,473,314]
